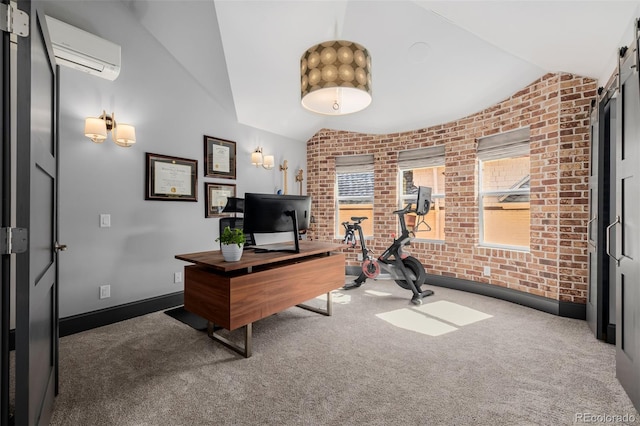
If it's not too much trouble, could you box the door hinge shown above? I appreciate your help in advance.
[0,2,29,37]
[0,227,28,255]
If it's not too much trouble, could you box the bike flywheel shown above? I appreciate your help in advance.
[362,259,380,279]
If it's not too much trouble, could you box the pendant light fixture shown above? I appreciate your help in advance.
[300,40,372,115]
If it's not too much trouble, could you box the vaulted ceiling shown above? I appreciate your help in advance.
[135,0,640,142]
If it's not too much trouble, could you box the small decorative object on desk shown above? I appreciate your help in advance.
[216,226,246,262]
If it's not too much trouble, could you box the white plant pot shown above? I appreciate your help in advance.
[221,243,243,262]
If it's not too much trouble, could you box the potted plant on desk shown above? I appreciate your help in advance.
[216,226,246,262]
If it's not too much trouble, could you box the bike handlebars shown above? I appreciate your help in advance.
[392,204,415,216]
[345,203,424,225]
[342,202,431,243]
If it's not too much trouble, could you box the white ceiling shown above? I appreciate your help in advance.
[137,0,640,142]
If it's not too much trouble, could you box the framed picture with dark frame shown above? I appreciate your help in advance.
[204,135,236,179]
[205,182,236,217]
[145,152,198,201]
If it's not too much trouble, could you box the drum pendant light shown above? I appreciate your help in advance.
[300,40,372,115]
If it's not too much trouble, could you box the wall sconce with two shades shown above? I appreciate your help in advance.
[84,110,136,147]
[251,147,274,170]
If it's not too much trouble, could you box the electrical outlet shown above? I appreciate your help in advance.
[483,266,491,277]
[174,272,183,283]
[356,253,363,261]
[99,285,110,299]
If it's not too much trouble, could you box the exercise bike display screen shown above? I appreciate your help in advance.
[415,186,432,215]
[243,193,311,253]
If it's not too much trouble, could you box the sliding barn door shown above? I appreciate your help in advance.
[586,101,601,337]
[606,98,617,344]
[613,37,640,412]
[587,91,615,342]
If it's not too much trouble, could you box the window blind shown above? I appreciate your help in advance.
[397,146,445,169]
[477,127,530,161]
[335,154,374,173]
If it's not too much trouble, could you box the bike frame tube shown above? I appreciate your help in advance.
[378,204,413,262]
[353,222,370,260]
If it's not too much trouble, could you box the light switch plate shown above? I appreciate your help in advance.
[99,285,110,299]
[100,214,111,228]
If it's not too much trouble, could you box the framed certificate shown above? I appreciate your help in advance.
[204,135,236,179]
[145,152,198,201]
[205,182,236,217]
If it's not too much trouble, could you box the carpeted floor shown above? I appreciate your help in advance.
[49,279,639,425]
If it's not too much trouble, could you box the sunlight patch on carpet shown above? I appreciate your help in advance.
[364,289,392,297]
[376,301,493,336]
[316,291,351,304]
[413,301,492,326]
[376,308,457,336]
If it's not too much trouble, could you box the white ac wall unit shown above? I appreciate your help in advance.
[45,15,121,81]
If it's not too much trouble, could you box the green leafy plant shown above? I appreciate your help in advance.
[215,226,246,248]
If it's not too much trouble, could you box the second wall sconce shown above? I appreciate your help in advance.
[251,147,274,169]
[84,110,136,148]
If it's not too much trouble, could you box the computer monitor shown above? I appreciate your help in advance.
[415,186,432,216]
[243,193,312,253]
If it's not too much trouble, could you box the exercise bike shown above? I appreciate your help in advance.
[341,186,434,305]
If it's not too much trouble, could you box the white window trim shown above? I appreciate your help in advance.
[477,127,531,251]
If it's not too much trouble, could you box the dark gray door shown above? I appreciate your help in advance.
[15,2,59,425]
[587,91,615,342]
[586,101,601,337]
[613,40,640,412]
[607,98,617,344]
[0,1,10,423]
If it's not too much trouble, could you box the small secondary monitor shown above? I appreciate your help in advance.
[243,193,312,253]
[415,186,432,216]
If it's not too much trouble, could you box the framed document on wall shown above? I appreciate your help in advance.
[145,152,198,201]
[204,135,236,179]
[205,182,236,217]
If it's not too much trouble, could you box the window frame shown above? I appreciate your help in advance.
[335,155,375,239]
[477,128,531,251]
[398,165,445,242]
[397,146,446,242]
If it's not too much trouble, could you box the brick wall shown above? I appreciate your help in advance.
[306,72,596,304]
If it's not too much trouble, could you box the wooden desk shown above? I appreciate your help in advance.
[175,241,345,357]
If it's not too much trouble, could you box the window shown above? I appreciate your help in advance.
[398,146,445,241]
[336,155,374,237]
[477,128,530,250]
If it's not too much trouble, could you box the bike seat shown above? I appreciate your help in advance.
[350,216,368,222]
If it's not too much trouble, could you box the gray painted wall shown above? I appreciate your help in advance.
[42,1,306,318]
